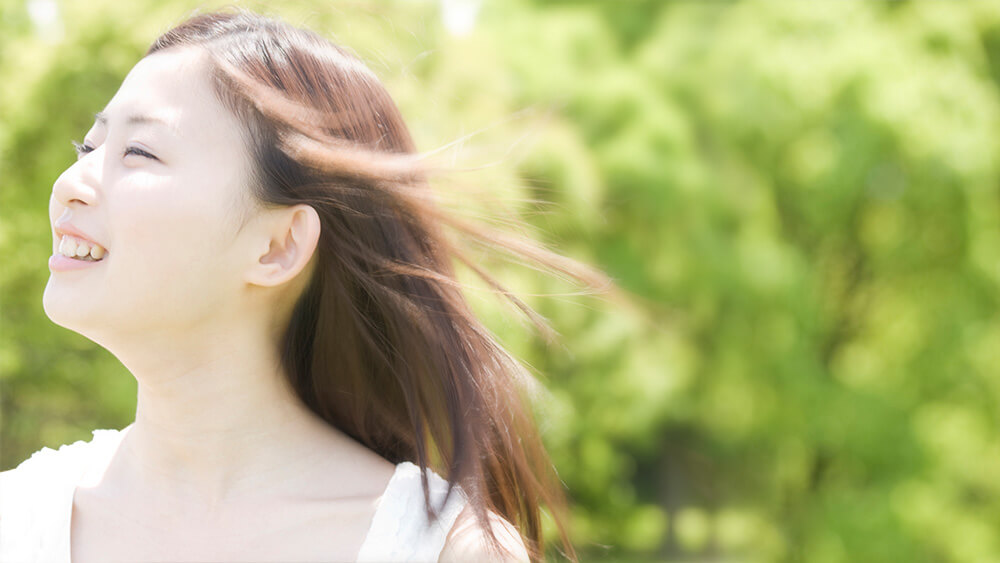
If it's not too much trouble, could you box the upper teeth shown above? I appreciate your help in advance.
[58,235,107,260]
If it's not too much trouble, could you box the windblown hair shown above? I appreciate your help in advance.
[147,8,605,561]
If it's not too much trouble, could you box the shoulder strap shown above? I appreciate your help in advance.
[355,461,468,562]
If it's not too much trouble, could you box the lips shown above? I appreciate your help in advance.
[49,252,107,272]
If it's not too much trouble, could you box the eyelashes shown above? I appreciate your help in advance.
[71,140,92,157]
[71,140,158,161]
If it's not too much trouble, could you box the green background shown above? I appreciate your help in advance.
[3,1,999,561]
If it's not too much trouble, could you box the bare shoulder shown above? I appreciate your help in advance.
[438,503,531,563]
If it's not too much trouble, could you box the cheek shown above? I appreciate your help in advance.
[107,192,238,327]
[114,181,234,279]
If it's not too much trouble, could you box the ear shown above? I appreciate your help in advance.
[245,204,321,288]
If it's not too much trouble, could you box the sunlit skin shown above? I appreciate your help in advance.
[40,44,525,562]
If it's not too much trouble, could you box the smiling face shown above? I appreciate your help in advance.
[43,46,262,347]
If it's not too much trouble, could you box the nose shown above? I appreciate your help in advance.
[52,148,102,208]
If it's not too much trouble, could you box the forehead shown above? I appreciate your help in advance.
[99,47,239,143]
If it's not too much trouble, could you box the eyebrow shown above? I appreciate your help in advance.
[94,111,174,132]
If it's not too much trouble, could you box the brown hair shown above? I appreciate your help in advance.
[146,8,606,561]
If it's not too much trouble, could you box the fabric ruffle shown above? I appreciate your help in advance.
[355,461,468,562]
[0,428,126,563]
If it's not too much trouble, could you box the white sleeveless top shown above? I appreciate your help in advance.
[0,427,468,562]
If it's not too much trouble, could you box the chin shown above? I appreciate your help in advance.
[42,280,102,335]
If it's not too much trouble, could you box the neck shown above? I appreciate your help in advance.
[106,320,361,509]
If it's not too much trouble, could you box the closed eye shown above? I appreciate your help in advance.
[124,146,158,160]
[71,139,93,158]
[71,140,159,161]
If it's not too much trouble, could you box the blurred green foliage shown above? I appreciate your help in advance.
[3,0,1000,561]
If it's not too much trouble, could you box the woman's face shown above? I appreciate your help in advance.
[43,47,261,348]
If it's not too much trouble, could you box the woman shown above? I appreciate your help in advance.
[0,8,602,563]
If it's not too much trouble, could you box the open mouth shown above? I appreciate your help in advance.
[57,234,108,262]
